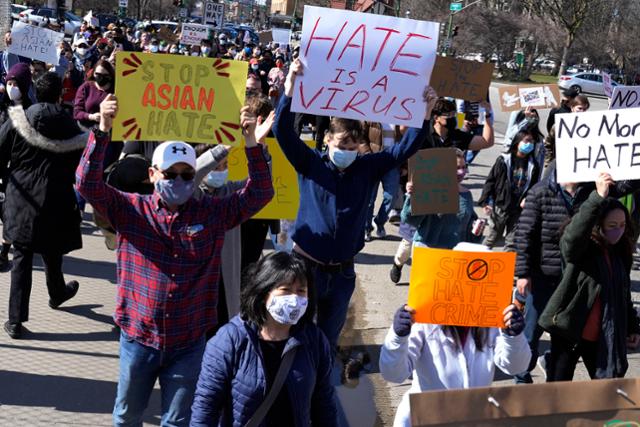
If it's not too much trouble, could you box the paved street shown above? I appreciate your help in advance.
[0,86,637,426]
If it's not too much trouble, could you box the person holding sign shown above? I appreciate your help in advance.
[543,95,589,169]
[479,129,541,250]
[379,303,529,427]
[539,173,640,381]
[75,95,274,426]
[272,59,436,353]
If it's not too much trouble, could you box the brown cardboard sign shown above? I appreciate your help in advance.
[408,148,459,216]
[157,25,180,44]
[410,377,640,427]
[498,84,561,112]
[258,30,273,45]
[429,56,494,101]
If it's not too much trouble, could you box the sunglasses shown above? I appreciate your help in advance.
[155,167,195,181]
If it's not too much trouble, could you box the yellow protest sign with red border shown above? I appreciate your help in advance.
[408,246,515,328]
[113,52,247,145]
[228,138,314,219]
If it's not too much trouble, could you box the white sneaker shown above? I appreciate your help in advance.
[375,225,386,239]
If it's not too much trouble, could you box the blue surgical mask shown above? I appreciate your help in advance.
[518,141,535,155]
[205,169,229,188]
[154,176,194,206]
[329,147,358,169]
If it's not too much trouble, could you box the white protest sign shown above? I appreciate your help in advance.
[83,11,99,27]
[293,5,439,128]
[8,21,63,65]
[204,1,224,27]
[603,73,613,98]
[272,28,290,46]
[610,86,640,110]
[555,107,640,183]
[180,23,210,46]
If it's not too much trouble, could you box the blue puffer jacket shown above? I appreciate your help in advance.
[190,315,338,426]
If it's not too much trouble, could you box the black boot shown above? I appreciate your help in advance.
[4,321,22,339]
[49,280,79,309]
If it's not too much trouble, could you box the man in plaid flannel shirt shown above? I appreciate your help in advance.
[76,95,274,426]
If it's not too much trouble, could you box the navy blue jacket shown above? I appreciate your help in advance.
[190,315,337,426]
[272,96,427,263]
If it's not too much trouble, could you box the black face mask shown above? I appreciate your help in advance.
[446,117,457,131]
[95,74,112,87]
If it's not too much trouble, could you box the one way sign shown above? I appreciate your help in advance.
[204,1,224,27]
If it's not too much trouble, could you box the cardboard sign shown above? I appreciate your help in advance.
[8,21,63,65]
[429,56,493,101]
[228,138,315,219]
[555,107,640,183]
[410,378,640,427]
[293,5,439,127]
[407,247,515,328]
[603,72,613,98]
[204,1,224,27]
[112,52,247,144]
[180,23,210,46]
[408,148,458,215]
[498,84,560,112]
[157,26,180,44]
[258,30,273,45]
[610,86,640,110]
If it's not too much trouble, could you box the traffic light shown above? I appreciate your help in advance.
[452,25,459,37]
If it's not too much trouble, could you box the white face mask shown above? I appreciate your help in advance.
[169,48,178,54]
[329,147,358,169]
[267,294,308,325]
[201,47,211,56]
[149,45,159,53]
[7,84,21,101]
[205,169,228,188]
[76,47,87,56]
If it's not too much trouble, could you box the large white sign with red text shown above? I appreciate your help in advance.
[292,6,439,128]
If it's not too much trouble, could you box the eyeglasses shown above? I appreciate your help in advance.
[154,167,195,181]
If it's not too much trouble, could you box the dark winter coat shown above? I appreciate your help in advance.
[538,191,640,377]
[190,315,338,427]
[516,163,640,279]
[478,153,540,212]
[0,103,88,253]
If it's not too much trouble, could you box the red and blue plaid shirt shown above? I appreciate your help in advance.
[76,132,273,350]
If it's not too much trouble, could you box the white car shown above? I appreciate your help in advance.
[19,8,82,36]
[535,59,556,70]
[558,72,618,96]
[11,4,28,21]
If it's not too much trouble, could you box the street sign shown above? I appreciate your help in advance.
[204,1,225,27]
[450,2,463,11]
[119,0,128,8]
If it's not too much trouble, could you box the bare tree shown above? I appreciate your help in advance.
[522,0,607,76]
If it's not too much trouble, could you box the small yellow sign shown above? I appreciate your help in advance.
[228,138,314,219]
[113,52,247,145]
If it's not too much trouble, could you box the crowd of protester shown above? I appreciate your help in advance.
[0,15,638,427]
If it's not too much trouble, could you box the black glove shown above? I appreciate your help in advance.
[393,305,413,337]
[503,306,525,336]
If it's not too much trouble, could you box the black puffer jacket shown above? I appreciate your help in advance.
[0,103,88,253]
[515,163,640,278]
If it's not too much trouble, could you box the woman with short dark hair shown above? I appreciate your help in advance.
[190,251,338,427]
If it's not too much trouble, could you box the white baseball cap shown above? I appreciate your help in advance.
[152,141,196,171]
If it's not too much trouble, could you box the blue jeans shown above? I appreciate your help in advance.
[513,276,557,384]
[366,167,400,232]
[313,264,357,352]
[113,333,206,427]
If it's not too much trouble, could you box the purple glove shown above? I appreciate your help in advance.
[503,306,525,336]
[393,305,413,337]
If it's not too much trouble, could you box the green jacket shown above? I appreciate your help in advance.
[538,191,640,344]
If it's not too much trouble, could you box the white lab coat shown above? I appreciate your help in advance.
[379,324,531,427]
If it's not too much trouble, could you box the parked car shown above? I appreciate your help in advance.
[558,72,618,96]
[19,8,82,36]
[11,3,27,21]
[566,64,588,74]
[535,59,556,70]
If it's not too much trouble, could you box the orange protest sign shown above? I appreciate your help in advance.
[407,247,515,328]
